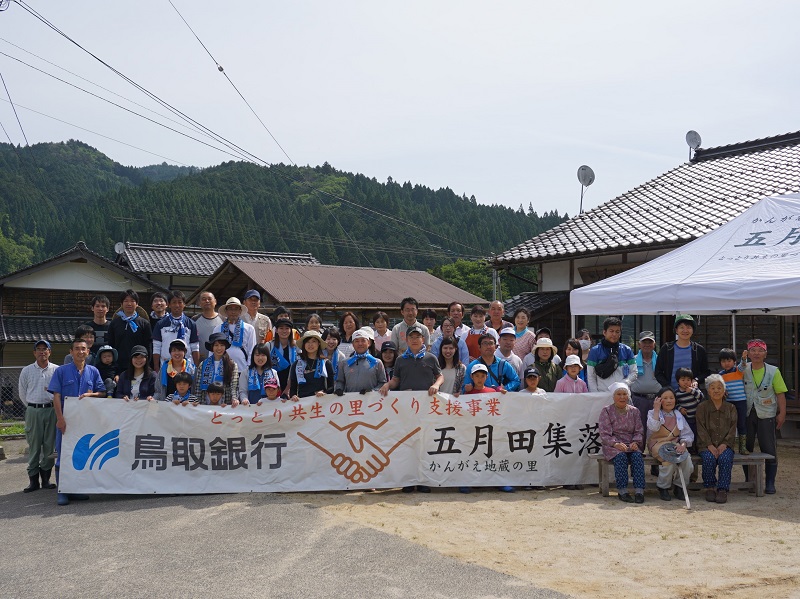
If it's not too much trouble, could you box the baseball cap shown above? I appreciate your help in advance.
[471,363,489,375]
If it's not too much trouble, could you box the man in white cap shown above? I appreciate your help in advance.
[335,328,386,394]
[214,297,256,375]
[495,326,524,379]
[19,339,58,493]
[242,289,272,343]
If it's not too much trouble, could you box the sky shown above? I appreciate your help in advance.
[0,1,798,215]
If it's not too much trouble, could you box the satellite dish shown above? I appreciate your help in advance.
[114,241,126,255]
[577,165,595,187]
[685,130,702,150]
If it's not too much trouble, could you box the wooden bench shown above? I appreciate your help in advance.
[589,452,774,497]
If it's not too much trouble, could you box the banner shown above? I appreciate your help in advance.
[60,392,611,494]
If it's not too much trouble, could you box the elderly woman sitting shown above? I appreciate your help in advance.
[599,382,645,503]
[695,373,738,504]
[647,386,694,501]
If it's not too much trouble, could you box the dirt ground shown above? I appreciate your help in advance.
[3,438,798,598]
[312,440,800,599]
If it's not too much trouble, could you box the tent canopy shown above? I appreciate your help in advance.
[570,193,800,316]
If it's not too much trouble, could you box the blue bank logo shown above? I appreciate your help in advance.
[72,429,120,471]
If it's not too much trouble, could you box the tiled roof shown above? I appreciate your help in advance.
[0,241,166,291]
[117,243,320,277]
[0,316,87,343]
[207,260,487,307]
[493,131,800,266]
[503,292,569,316]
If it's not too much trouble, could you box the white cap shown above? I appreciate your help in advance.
[352,329,371,341]
[499,327,516,337]
[564,354,582,367]
[471,363,489,375]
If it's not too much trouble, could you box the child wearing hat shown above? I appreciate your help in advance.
[95,345,119,397]
[554,355,589,393]
[155,339,196,401]
[465,363,496,394]
[521,367,546,395]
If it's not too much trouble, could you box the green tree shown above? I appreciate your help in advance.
[428,259,509,301]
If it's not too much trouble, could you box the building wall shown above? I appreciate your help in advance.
[541,249,674,291]
[4,262,148,292]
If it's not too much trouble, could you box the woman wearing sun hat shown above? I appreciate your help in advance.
[193,332,243,406]
[523,338,562,392]
[288,329,334,400]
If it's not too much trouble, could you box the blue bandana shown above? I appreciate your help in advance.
[347,352,379,369]
[222,319,244,348]
[167,314,188,340]
[401,347,427,360]
[118,311,139,332]
[271,343,296,372]
[295,358,327,385]
[199,357,224,391]
[248,367,278,392]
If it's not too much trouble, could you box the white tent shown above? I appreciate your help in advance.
[570,193,800,316]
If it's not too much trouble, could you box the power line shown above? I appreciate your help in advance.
[0,69,38,172]
[166,0,295,166]
[13,0,273,167]
[0,49,249,161]
[10,0,487,259]
[0,97,193,165]
[0,35,233,146]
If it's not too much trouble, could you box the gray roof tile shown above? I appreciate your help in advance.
[1,316,87,343]
[493,131,800,265]
[117,243,319,277]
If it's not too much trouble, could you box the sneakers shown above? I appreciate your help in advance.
[57,493,70,506]
[715,489,728,504]
[673,485,686,500]
[498,486,515,493]
[658,487,672,501]
[617,492,634,503]
[458,487,472,494]
[705,489,717,502]
[634,493,644,504]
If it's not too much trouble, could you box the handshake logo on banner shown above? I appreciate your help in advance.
[298,419,420,484]
[72,429,121,471]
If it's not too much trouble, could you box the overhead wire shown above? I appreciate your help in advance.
[0,97,193,166]
[9,0,489,262]
[13,0,274,169]
[0,36,234,146]
[0,50,249,161]
[16,0,487,257]
[163,1,488,265]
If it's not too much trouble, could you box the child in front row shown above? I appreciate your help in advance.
[674,367,703,449]
[466,363,496,394]
[204,381,225,406]
[554,354,589,393]
[520,367,546,396]
[171,371,198,406]
[718,348,748,454]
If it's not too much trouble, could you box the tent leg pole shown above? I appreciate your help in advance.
[732,313,737,350]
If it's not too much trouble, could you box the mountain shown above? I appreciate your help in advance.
[0,140,566,281]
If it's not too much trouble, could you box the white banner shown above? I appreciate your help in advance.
[60,392,611,494]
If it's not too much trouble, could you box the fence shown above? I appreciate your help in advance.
[0,367,24,420]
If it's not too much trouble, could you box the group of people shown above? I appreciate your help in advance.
[17,290,787,505]
[595,315,786,504]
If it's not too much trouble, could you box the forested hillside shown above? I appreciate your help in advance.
[0,140,565,280]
